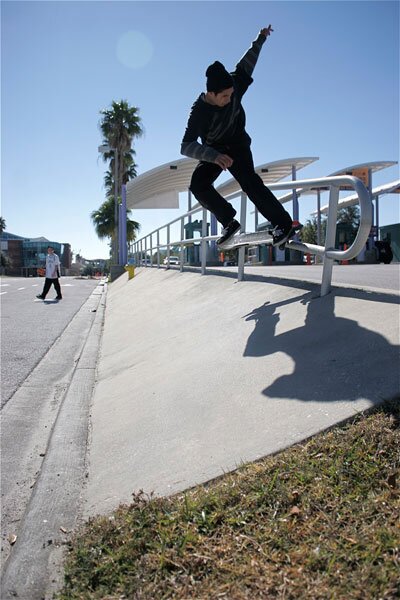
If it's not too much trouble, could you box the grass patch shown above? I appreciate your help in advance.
[59,400,399,599]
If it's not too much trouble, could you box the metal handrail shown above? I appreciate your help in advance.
[130,175,372,296]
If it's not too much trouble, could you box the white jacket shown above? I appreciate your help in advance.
[45,253,60,279]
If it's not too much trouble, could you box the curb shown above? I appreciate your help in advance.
[1,282,107,599]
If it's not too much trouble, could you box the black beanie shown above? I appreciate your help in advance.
[206,61,234,93]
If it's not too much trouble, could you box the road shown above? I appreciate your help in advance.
[0,276,101,406]
[1,276,106,597]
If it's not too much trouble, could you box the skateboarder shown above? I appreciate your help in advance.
[181,26,300,246]
[36,246,62,300]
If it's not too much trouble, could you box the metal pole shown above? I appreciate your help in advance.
[180,217,185,272]
[367,169,374,248]
[201,208,207,275]
[188,189,192,221]
[237,193,247,281]
[375,196,380,240]
[210,214,218,262]
[150,233,153,268]
[118,204,122,265]
[321,185,340,296]
[121,184,127,265]
[291,165,299,221]
[114,150,119,264]
[167,225,170,265]
[317,190,321,245]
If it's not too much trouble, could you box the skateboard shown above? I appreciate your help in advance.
[218,221,303,251]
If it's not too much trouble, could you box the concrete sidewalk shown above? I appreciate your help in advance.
[84,267,399,517]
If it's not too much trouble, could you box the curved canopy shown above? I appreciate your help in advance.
[216,157,319,198]
[125,156,319,209]
[125,158,198,209]
[277,160,399,203]
[329,161,397,177]
[313,179,400,215]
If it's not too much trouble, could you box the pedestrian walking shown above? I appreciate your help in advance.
[36,246,62,300]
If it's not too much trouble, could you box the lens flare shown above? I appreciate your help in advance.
[116,31,153,69]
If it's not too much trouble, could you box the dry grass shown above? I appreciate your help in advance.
[59,400,399,599]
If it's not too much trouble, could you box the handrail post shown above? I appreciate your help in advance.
[321,184,340,296]
[150,233,153,268]
[167,225,170,265]
[180,217,185,272]
[201,208,207,275]
[237,192,247,281]
[157,230,160,268]
[144,237,148,268]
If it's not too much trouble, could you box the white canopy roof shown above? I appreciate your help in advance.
[277,160,399,203]
[313,180,400,216]
[216,157,318,198]
[125,156,318,210]
[329,161,397,177]
[125,158,198,209]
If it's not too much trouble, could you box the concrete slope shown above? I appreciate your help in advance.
[84,268,399,517]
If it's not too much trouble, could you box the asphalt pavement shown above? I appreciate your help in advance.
[1,277,106,599]
[1,276,100,405]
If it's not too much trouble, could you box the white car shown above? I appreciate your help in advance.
[163,256,180,265]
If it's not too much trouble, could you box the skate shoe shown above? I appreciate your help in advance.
[217,219,241,246]
[271,220,303,248]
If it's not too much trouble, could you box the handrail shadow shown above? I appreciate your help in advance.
[243,289,399,403]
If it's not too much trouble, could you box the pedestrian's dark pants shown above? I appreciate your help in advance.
[41,277,62,299]
[190,145,292,229]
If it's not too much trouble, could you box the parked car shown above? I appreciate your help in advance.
[163,256,180,265]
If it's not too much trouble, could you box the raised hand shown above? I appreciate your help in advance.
[260,25,274,38]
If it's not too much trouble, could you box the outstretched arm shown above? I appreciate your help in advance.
[236,25,273,77]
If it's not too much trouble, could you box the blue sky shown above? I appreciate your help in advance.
[2,0,399,259]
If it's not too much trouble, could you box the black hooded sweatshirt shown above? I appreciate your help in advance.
[181,32,267,164]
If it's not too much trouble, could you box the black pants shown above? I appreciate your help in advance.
[190,145,292,229]
[41,277,62,299]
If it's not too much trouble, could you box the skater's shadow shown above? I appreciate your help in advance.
[243,289,400,403]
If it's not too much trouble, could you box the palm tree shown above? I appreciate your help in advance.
[103,159,138,198]
[98,100,143,261]
[99,100,143,193]
[91,197,140,255]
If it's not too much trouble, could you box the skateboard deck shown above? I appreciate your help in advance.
[218,222,303,251]
[218,230,273,251]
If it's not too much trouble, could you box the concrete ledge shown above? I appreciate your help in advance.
[84,267,399,517]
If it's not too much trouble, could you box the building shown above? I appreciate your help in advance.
[0,232,72,276]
